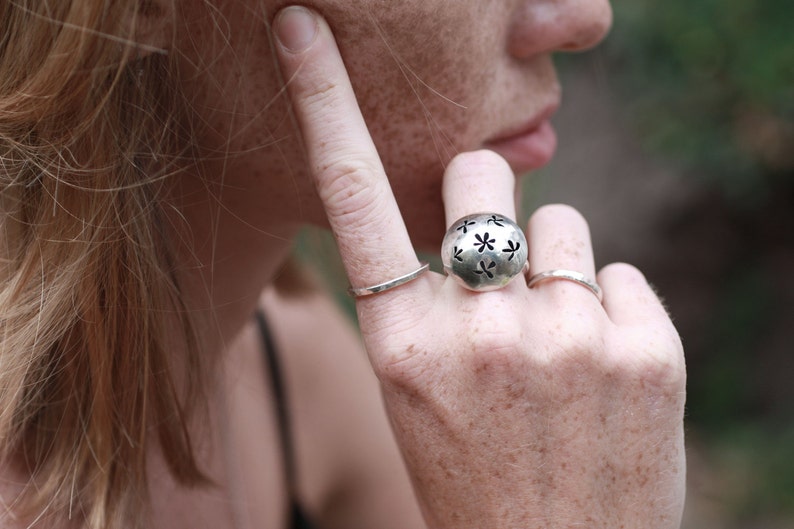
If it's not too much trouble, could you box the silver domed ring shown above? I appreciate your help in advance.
[441,213,529,292]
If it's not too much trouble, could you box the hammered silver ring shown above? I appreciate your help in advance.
[527,269,603,302]
[441,213,529,292]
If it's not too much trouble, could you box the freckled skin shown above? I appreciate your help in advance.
[143,4,685,528]
[172,0,560,250]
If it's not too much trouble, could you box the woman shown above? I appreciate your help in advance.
[0,1,686,528]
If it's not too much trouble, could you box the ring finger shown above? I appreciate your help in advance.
[526,204,600,304]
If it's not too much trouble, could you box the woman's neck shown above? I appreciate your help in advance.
[165,168,303,357]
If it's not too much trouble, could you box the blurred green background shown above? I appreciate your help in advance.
[607,0,793,205]
[295,0,794,527]
[602,0,794,526]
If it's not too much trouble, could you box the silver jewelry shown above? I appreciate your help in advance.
[441,213,528,292]
[348,262,430,297]
[527,269,603,302]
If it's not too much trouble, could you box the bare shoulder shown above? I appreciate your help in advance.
[259,286,374,459]
[261,286,361,366]
[260,285,424,529]
[259,285,368,419]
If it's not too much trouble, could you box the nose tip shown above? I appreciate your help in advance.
[508,0,613,59]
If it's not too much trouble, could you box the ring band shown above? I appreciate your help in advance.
[527,269,603,302]
[348,262,430,298]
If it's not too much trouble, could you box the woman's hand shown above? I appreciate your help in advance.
[273,7,686,529]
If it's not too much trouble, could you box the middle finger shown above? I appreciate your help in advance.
[442,150,519,227]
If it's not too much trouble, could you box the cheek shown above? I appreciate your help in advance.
[175,2,291,156]
[325,3,502,243]
[339,3,497,149]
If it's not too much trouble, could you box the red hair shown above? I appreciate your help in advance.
[0,1,208,526]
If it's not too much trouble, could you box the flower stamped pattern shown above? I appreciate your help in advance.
[487,215,505,227]
[441,213,528,291]
[474,232,495,253]
[456,219,476,234]
[502,240,521,261]
[474,260,497,279]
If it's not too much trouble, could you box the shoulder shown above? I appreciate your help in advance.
[258,285,424,529]
[259,285,368,438]
[261,285,359,358]
[259,285,365,507]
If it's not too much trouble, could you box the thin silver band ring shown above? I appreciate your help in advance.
[349,262,430,298]
[527,269,603,302]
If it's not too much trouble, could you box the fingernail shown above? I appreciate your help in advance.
[275,6,319,53]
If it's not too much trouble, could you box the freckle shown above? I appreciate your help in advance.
[436,457,454,479]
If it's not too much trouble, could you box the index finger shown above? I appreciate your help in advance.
[272,6,422,292]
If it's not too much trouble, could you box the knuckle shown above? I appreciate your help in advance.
[471,325,525,362]
[544,311,605,360]
[460,312,526,373]
[374,309,530,392]
[641,347,686,394]
[370,342,432,391]
[362,304,447,392]
[613,328,686,394]
[535,314,611,368]
[370,346,452,403]
[299,78,338,114]
[529,325,608,403]
[317,158,383,223]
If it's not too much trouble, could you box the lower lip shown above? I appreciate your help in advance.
[484,120,558,174]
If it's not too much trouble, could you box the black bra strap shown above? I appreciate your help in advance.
[255,309,318,529]
[254,309,298,495]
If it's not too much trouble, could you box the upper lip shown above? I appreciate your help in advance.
[483,102,560,145]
